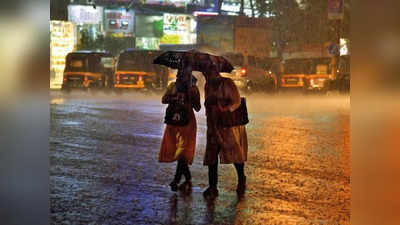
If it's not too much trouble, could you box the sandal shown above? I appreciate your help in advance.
[203,187,219,199]
[179,180,192,193]
[236,176,246,197]
[170,181,178,192]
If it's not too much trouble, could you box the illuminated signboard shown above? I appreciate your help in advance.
[162,13,196,44]
[94,0,131,3]
[163,14,190,34]
[68,5,103,24]
[104,9,134,34]
[135,15,163,38]
[50,21,76,89]
[136,37,161,50]
[146,0,206,7]
[340,38,349,56]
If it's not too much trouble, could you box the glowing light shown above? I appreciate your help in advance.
[340,38,349,56]
[50,21,76,89]
[193,11,218,16]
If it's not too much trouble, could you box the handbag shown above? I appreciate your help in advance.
[218,97,249,127]
[164,102,190,126]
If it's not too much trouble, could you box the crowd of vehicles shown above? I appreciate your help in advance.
[279,56,351,94]
[280,57,333,94]
[61,50,168,93]
[61,50,349,95]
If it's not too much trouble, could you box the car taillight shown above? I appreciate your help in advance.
[240,68,247,77]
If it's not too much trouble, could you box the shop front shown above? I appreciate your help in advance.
[104,8,134,38]
[135,14,164,50]
[50,21,77,89]
[161,13,197,45]
[67,5,104,47]
[134,13,197,50]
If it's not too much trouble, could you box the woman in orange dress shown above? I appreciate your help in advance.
[202,65,248,199]
[159,78,201,192]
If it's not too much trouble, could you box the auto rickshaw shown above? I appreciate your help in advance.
[114,49,167,92]
[62,51,115,91]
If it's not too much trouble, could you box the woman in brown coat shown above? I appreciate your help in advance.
[202,65,248,199]
[159,78,201,192]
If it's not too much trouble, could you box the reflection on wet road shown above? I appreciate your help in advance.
[50,92,350,225]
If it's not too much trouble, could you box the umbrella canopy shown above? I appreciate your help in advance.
[153,50,234,73]
[153,50,186,70]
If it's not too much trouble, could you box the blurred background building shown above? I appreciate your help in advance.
[50,0,350,89]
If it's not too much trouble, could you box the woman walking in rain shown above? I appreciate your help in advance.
[159,75,201,192]
[202,59,248,199]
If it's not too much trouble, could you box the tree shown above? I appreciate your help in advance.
[240,0,245,15]
[258,0,349,57]
[296,0,350,48]
[217,0,224,14]
[249,0,255,17]
[265,0,303,60]
[301,0,332,45]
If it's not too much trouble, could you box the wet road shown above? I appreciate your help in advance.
[50,91,350,225]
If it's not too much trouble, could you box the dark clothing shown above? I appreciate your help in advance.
[175,67,193,93]
[203,76,248,189]
[207,145,245,188]
[159,83,201,165]
[203,77,248,165]
[173,158,192,183]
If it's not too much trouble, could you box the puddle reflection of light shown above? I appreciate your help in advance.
[62,121,81,126]
[51,98,65,105]
[263,116,312,160]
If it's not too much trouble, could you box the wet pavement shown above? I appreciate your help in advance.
[50,91,350,225]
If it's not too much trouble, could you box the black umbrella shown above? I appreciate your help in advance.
[152,50,186,69]
[153,50,234,73]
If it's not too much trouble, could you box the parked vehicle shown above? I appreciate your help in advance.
[62,51,115,92]
[222,52,278,93]
[279,58,308,93]
[324,55,350,93]
[304,57,333,94]
[114,49,167,91]
[336,55,350,93]
[280,57,334,94]
[221,53,253,94]
[220,66,253,94]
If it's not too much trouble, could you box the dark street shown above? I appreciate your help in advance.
[50,91,350,225]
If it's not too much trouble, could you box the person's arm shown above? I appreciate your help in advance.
[175,65,192,93]
[218,78,241,112]
[191,86,201,112]
[161,83,177,104]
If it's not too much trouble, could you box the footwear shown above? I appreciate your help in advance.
[170,181,178,192]
[236,176,246,196]
[179,180,192,193]
[203,187,219,199]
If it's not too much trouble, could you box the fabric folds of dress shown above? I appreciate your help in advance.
[159,82,201,165]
